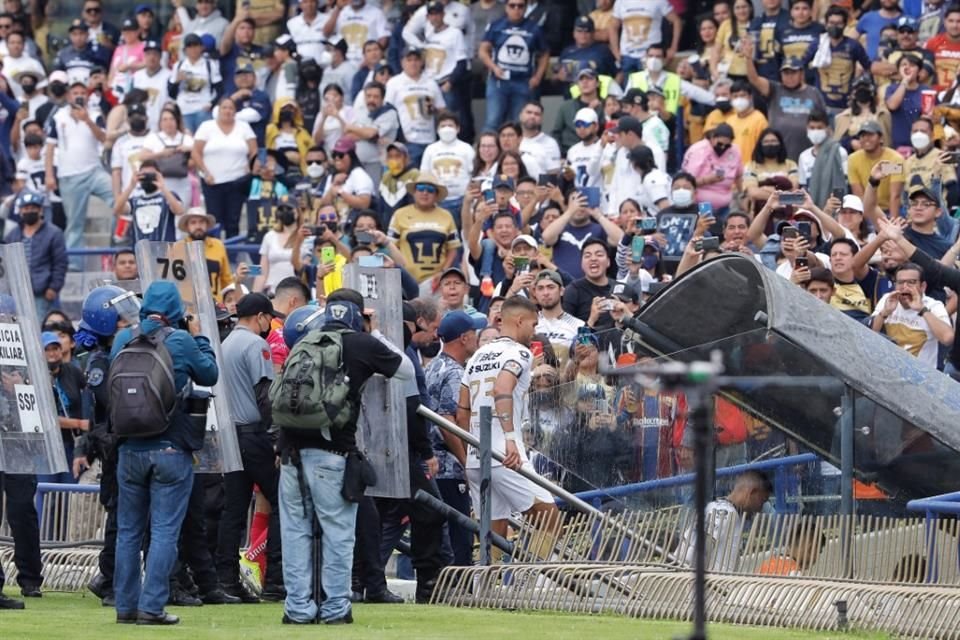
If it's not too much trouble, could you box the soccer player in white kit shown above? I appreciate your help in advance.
[456,296,559,550]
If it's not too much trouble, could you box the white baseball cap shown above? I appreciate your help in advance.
[574,108,598,125]
[841,194,864,213]
[511,234,538,250]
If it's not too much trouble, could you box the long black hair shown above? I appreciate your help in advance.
[753,128,788,164]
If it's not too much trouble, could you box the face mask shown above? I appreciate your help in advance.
[317,50,333,68]
[307,162,325,179]
[645,57,664,73]
[642,254,659,270]
[880,37,896,50]
[854,88,873,103]
[278,110,295,125]
[761,143,781,158]
[21,81,36,95]
[911,131,931,150]
[437,126,457,143]
[807,128,828,145]
[387,158,404,175]
[827,25,844,38]
[49,82,66,98]
[731,97,750,113]
[20,211,39,225]
[671,188,693,208]
[712,142,730,156]
[715,98,732,113]
[129,116,147,134]
[277,209,296,226]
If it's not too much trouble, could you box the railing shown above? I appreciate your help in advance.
[65,234,262,259]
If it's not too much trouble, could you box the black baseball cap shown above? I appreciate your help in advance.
[236,292,282,319]
[574,15,595,31]
[613,115,643,135]
[710,122,735,139]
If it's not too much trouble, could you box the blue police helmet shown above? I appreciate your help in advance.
[282,304,325,349]
[17,189,45,209]
[79,285,130,337]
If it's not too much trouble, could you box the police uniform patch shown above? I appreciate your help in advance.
[87,367,104,387]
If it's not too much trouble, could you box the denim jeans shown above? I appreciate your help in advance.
[182,110,212,135]
[114,445,194,616]
[484,76,533,132]
[405,142,427,170]
[34,295,58,325]
[59,168,115,270]
[201,175,251,240]
[440,197,463,231]
[621,56,644,75]
[279,449,357,623]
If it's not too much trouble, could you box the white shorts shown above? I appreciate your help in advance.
[466,464,556,521]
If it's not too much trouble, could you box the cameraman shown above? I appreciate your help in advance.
[113,159,185,243]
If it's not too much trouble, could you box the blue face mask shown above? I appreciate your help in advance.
[642,254,659,270]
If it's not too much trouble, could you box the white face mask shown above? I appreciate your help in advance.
[731,97,751,113]
[437,126,458,143]
[671,188,693,208]
[317,50,333,68]
[807,128,828,145]
[307,162,325,179]
[645,57,664,73]
[911,131,931,150]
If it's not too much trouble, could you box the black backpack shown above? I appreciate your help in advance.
[108,327,180,438]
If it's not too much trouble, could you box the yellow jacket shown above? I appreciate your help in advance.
[265,97,314,174]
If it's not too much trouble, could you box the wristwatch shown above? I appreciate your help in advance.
[919,306,930,316]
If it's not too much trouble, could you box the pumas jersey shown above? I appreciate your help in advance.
[461,337,533,469]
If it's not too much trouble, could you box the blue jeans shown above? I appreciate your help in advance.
[440,197,463,231]
[34,295,58,325]
[279,449,357,623]
[621,56,644,75]
[182,110,212,135]
[484,76,533,131]
[405,142,427,169]
[59,168,115,271]
[114,445,194,616]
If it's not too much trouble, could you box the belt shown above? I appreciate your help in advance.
[236,423,265,435]
[301,446,349,457]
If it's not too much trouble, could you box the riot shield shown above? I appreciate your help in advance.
[135,240,242,473]
[343,265,410,499]
[0,243,67,474]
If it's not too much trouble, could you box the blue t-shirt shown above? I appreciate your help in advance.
[482,16,547,80]
[780,22,824,66]
[131,189,180,243]
[543,222,607,280]
[750,11,792,80]
[557,43,617,79]
[220,43,266,95]
[818,38,872,109]
[857,10,903,59]
[885,83,930,148]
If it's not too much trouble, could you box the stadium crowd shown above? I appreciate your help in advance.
[2,0,960,627]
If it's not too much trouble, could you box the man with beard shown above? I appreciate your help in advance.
[561,238,615,329]
[345,81,399,183]
[178,208,235,296]
[131,41,171,133]
[534,269,583,359]
[114,160,185,243]
[518,101,561,174]
[563,107,603,188]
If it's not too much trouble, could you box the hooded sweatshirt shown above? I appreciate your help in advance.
[265,98,314,174]
[110,281,219,452]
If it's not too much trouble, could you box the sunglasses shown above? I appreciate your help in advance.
[317,213,338,222]
[84,6,101,12]
[415,184,437,194]
[574,120,594,128]
[331,151,346,159]
[507,2,525,8]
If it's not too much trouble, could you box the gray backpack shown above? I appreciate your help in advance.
[108,327,179,438]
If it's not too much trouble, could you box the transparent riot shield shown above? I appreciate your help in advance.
[94,277,142,295]
[135,240,242,473]
[0,243,67,474]
[343,265,410,498]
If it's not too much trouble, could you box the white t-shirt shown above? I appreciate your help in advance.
[258,229,303,292]
[567,139,604,189]
[46,108,106,178]
[132,67,172,133]
[679,498,742,572]
[111,132,150,192]
[311,106,353,156]
[194,119,255,184]
[402,1,476,56]
[774,252,830,280]
[335,4,390,63]
[520,132,562,174]
[422,26,468,83]
[639,169,671,216]
[536,312,584,353]
[172,57,222,115]
[384,72,446,145]
[797,144,849,187]
[870,293,950,369]
[461,336,533,470]
[420,139,476,199]
[343,165,375,198]
[16,155,46,194]
[613,0,675,59]
[286,13,327,64]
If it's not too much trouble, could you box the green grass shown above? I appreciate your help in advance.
[0,592,892,639]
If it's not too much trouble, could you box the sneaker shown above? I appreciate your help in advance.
[322,611,353,625]
[260,584,286,602]
[0,592,24,610]
[365,590,404,604]
[238,556,263,595]
[480,276,495,298]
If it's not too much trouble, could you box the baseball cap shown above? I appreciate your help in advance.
[897,16,918,31]
[69,18,89,32]
[48,70,68,85]
[710,122,735,139]
[135,3,154,14]
[909,183,939,203]
[574,15,595,31]
[576,67,598,80]
[324,37,348,55]
[183,33,203,47]
[621,88,646,106]
[426,1,444,13]
[857,120,883,136]
[144,40,161,52]
[235,62,255,75]
[41,331,61,349]
[613,115,643,135]
[438,311,486,342]
[492,174,515,190]
[127,101,147,116]
[402,45,423,57]
[611,282,639,304]
[220,282,250,298]
[511,234,538,250]
[236,292,282,318]
[574,107,598,124]
[841,194,864,213]
[781,57,803,70]
[387,141,408,155]
[333,137,356,154]
[438,266,466,283]
[535,270,562,287]
[275,34,297,52]
[121,17,137,30]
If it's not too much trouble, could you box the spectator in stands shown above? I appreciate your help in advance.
[561,238,614,327]
[139,104,194,208]
[45,80,112,271]
[4,31,43,101]
[534,269,583,355]
[625,44,714,118]
[174,0,228,47]
[815,7,871,115]
[743,129,800,208]
[420,1,470,125]
[421,110,475,220]
[131,41,170,133]
[798,111,848,206]
[285,0,324,63]
[113,159,185,243]
[800,266,835,303]
[385,46,445,167]
[885,54,932,150]
[192,98,257,238]
[323,0,389,64]
[318,38,359,99]
[608,0,680,75]
[178,208,237,296]
[252,196,303,295]
[113,247,139,282]
[857,0,903,59]
[553,69,606,155]
[834,75,892,152]
[541,190,622,280]
[318,137,374,217]
[925,4,960,91]
[55,19,99,86]
[378,141,416,223]
[343,81,397,183]
[904,118,958,208]
[169,33,224,133]
[43,311,78,362]
[351,41,385,102]
[871,17,935,87]
[725,80,767,164]
[108,18,145,102]
[681,123,742,221]
[563,107,603,189]
[518,100,561,174]
[871,262,953,369]
[478,0,548,131]
[5,191,66,319]
[388,172,460,292]
[713,0,753,81]
[556,16,616,88]
[110,102,150,204]
[848,121,905,217]
[266,98,312,175]
[628,145,670,215]
[219,13,265,95]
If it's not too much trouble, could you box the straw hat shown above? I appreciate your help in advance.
[405,172,449,201]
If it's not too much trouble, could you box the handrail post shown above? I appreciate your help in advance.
[478,406,493,566]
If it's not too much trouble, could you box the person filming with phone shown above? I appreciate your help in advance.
[847,120,905,216]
